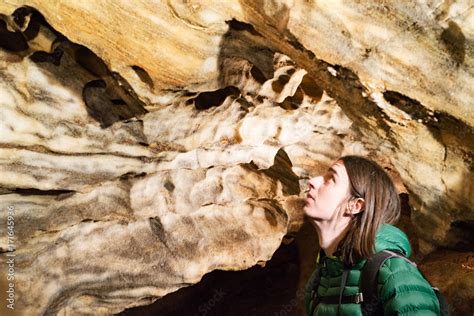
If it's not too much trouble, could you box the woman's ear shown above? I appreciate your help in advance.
[349,197,365,215]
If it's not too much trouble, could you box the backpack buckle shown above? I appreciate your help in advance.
[354,292,364,304]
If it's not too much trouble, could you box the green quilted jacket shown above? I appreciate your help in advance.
[304,224,440,315]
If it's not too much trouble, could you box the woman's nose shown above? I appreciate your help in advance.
[308,176,323,190]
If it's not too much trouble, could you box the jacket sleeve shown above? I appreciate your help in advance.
[378,257,440,315]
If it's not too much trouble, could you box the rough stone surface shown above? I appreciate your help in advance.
[0,0,472,314]
[420,249,474,315]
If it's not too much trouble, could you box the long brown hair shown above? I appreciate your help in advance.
[339,156,400,265]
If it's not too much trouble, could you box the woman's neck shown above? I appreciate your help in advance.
[310,218,350,257]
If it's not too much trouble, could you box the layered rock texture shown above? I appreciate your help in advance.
[0,0,472,315]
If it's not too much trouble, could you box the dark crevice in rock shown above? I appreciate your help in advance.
[148,217,176,257]
[384,90,437,123]
[131,65,154,89]
[183,91,198,97]
[399,193,411,216]
[80,218,99,223]
[250,65,267,84]
[383,90,474,163]
[74,45,110,77]
[12,6,34,29]
[320,64,396,145]
[119,241,300,316]
[110,72,148,111]
[450,220,474,230]
[163,181,175,192]
[300,74,323,102]
[448,220,474,251]
[287,37,307,53]
[193,86,240,110]
[30,46,63,65]
[218,19,275,86]
[111,98,127,105]
[433,111,474,144]
[234,97,254,113]
[396,192,420,256]
[277,86,303,110]
[285,36,316,60]
[1,6,65,60]
[226,19,260,36]
[2,188,75,196]
[440,21,465,66]
[286,68,296,75]
[119,172,147,180]
[3,6,148,128]
[224,7,397,147]
[262,148,300,196]
[271,74,290,93]
[149,217,167,244]
[0,18,28,52]
[12,6,45,38]
[83,78,148,128]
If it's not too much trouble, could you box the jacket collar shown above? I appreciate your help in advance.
[316,224,411,268]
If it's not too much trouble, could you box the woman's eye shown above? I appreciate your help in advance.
[324,174,334,182]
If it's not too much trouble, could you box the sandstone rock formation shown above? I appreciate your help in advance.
[0,0,472,314]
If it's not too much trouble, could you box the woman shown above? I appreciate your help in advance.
[303,155,440,315]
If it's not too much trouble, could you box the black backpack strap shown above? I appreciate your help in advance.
[433,287,452,316]
[308,267,322,316]
[319,293,364,304]
[361,250,409,315]
[361,250,452,316]
[307,250,327,315]
[337,269,350,316]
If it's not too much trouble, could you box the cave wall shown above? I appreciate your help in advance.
[0,0,472,315]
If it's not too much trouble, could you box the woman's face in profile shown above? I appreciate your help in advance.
[304,161,351,221]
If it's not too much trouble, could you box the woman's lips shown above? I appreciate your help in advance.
[306,192,314,200]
